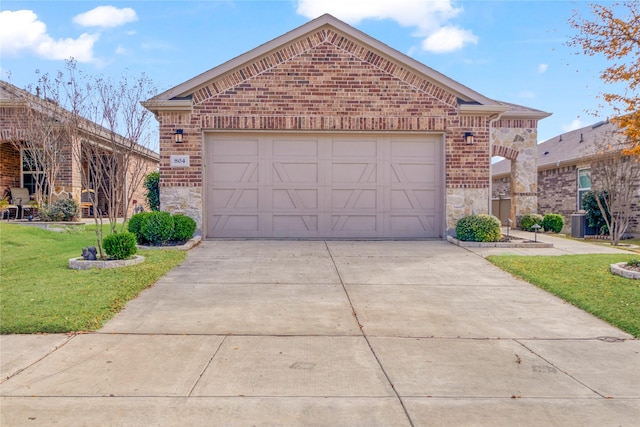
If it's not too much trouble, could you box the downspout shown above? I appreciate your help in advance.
[488,112,505,215]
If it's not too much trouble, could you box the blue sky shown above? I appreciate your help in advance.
[0,1,623,143]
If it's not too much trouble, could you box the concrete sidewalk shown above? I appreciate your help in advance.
[1,238,638,426]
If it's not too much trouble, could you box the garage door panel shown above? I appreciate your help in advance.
[272,163,318,183]
[272,139,319,156]
[332,163,377,183]
[206,134,442,238]
[390,215,436,237]
[212,139,259,156]
[212,189,259,209]
[391,189,436,210]
[332,215,379,233]
[391,140,436,157]
[332,139,378,157]
[272,189,318,209]
[211,215,260,237]
[332,189,377,210]
[272,215,318,237]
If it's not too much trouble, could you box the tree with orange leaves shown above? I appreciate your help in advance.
[568,1,640,156]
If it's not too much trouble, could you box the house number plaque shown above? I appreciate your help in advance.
[170,155,190,167]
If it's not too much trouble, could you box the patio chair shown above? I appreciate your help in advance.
[10,187,31,219]
[81,189,96,216]
[0,198,18,220]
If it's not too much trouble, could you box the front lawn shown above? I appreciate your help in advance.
[488,254,640,338]
[0,223,186,334]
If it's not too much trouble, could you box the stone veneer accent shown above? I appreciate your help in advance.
[160,186,203,230]
[446,188,489,233]
[491,123,538,220]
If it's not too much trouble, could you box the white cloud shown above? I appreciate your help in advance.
[296,0,477,53]
[562,118,583,132]
[537,63,548,73]
[421,26,478,53]
[0,10,98,62]
[73,6,138,28]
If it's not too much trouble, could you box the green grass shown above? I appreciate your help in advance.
[488,254,640,338]
[0,222,186,334]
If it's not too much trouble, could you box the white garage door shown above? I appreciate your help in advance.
[205,133,443,238]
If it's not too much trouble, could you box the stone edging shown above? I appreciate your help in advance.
[447,236,553,248]
[137,235,202,251]
[610,262,640,280]
[68,255,145,270]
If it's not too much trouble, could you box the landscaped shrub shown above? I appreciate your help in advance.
[542,213,565,233]
[171,214,196,242]
[141,211,174,245]
[455,214,502,242]
[520,213,543,231]
[582,190,609,234]
[41,198,80,221]
[103,232,138,260]
[127,212,150,244]
[144,171,160,211]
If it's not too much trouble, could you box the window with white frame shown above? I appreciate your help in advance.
[577,168,591,210]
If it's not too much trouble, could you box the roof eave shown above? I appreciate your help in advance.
[141,100,193,114]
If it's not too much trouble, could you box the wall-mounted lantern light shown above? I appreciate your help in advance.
[174,129,184,144]
[464,131,474,145]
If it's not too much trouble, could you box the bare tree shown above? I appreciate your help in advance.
[589,128,640,245]
[8,74,70,207]
[43,60,157,258]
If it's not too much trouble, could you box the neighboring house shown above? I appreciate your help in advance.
[0,80,159,218]
[492,120,639,235]
[143,14,549,239]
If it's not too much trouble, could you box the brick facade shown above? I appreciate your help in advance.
[146,16,546,236]
[0,83,158,218]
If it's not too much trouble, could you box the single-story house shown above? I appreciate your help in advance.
[0,80,159,218]
[143,14,550,239]
[492,120,639,235]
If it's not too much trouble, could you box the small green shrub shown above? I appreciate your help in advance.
[127,212,150,244]
[144,171,160,211]
[455,214,502,242]
[41,198,80,222]
[520,213,543,231]
[627,259,640,268]
[103,232,138,260]
[542,213,565,233]
[141,211,174,245]
[172,214,196,242]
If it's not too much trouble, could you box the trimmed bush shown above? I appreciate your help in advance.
[103,232,138,260]
[520,213,543,231]
[455,214,502,242]
[542,213,565,233]
[141,211,174,245]
[41,198,80,222]
[144,171,160,211]
[582,191,609,234]
[127,212,150,244]
[172,214,196,242]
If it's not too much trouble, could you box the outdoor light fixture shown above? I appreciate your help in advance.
[464,131,474,145]
[174,129,184,144]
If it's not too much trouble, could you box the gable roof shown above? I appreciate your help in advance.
[144,14,549,120]
[492,120,627,177]
[0,80,159,161]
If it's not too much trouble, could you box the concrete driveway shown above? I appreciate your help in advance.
[1,240,639,426]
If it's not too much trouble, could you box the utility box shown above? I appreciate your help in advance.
[571,213,586,238]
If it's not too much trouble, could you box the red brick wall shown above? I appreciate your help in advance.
[156,29,503,191]
[0,142,21,194]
